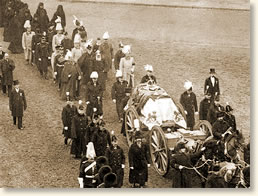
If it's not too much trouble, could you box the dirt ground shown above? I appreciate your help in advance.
[0,0,250,188]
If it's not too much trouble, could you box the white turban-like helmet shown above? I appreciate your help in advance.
[144,64,153,72]
[24,20,31,29]
[56,22,63,31]
[86,142,96,159]
[115,70,123,78]
[90,71,98,79]
[102,31,110,39]
[122,45,131,54]
[184,80,193,90]
[65,50,72,60]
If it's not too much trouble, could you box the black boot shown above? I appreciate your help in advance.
[64,138,68,145]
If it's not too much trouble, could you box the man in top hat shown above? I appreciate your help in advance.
[224,103,237,132]
[92,119,111,157]
[71,104,88,158]
[9,80,27,130]
[85,71,104,120]
[114,42,125,71]
[199,92,212,120]
[180,80,198,131]
[204,68,220,101]
[111,70,128,122]
[128,131,151,188]
[105,133,125,187]
[37,33,51,79]
[100,31,113,72]
[78,142,98,188]
[62,93,77,145]
[207,95,225,125]
[0,53,15,96]
[22,20,35,65]
[140,64,157,85]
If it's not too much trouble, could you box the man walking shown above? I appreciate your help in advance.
[9,80,27,130]
[204,68,220,101]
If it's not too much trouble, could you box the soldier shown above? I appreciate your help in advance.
[71,104,88,158]
[37,33,51,79]
[53,45,65,91]
[78,142,98,188]
[212,111,230,141]
[199,92,212,120]
[100,31,113,72]
[204,68,220,101]
[61,93,77,145]
[120,87,132,136]
[22,20,35,65]
[111,70,128,122]
[61,32,73,53]
[105,133,125,188]
[128,131,151,188]
[31,27,41,67]
[9,80,27,130]
[92,37,102,54]
[224,103,237,131]
[0,53,15,96]
[114,42,125,71]
[180,80,198,131]
[207,95,225,125]
[85,71,104,120]
[92,120,111,157]
[140,64,157,85]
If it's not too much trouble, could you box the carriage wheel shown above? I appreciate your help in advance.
[195,120,213,138]
[125,107,140,146]
[175,102,187,121]
[149,125,169,176]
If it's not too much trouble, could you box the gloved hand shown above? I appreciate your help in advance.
[78,177,84,188]
[185,111,188,115]
[78,76,81,80]
[48,57,51,60]
[195,111,199,115]
[147,164,151,168]
[68,74,71,78]
[86,101,90,105]
[64,126,68,130]
[121,164,125,169]
[130,167,134,170]
[54,72,57,75]
[179,165,184,170]
[112,99,116,103]
[38,58,41,61]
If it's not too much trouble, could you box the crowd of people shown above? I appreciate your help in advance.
[0,0,250,188]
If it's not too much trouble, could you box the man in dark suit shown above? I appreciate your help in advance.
[199,92,212,120]
[204,68,220,101]
[0,53,15,96]
[9,80,27,130]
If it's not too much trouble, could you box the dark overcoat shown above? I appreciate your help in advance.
[207,103,224,125]
[37,42,50,72]
[9,89,27,117]
[62,104,77,138]
[99,41,113,70]
[180,91,198,129]
[204,76,220,99]
[78,52,93,85]
[92,128,111,157]
[199,98,211,120]
[0,59,15,85]
[114,50,125,70]
[212,119,230,140]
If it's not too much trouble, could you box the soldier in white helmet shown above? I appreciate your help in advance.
[111,70,128,122]
[22,20,35,65]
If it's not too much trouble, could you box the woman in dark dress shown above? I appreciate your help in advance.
[35,2,49,33]
[50,5,66,30]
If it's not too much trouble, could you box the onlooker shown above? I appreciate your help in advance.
[204,68,220,101]
[199,92,212,120]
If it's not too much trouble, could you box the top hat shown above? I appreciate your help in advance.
[225,104,233,112]
[210,68,216,74]
[13,80,19,85]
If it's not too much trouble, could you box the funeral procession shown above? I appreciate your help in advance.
[0,0,250,188]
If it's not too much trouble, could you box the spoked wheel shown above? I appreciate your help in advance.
[125,107,140,146]
[149,125,169,176]
[175,102,187,122]
[194,120,213,138]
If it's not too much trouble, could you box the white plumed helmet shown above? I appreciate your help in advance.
[86,142,96,159]
[122,45,131,54]
[102,31,110,39]
[65,50,72,60]
[144,64,153,72]
[115,70,123,78]
[184,80,193,90]
[90,71,98,79]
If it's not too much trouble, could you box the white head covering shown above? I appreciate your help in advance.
[24,20,31,29]
[102,31,110,39]
[90,71,98,79]
[184,80,193,90]
[122,45,131,54]
[74,34,81,44]
[86,142,96,159]
[115,70,122,78]
[65,50,72,60]
[56,22,63,31]
[144,64,153,72]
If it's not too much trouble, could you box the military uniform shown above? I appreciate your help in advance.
[92,128,111,157]
[37,39,51,78]
[53,53,65,90]
[180,91,198,130]
[92,57,107,90]
[79,159,98,188]
[31,33,41,66]
[207,103,224,125]
[199,97,211,120]
[105,145,125,187]
[111,80,128,121]
[71,112,88,157]
[114,49,125,70]
[0,58,15,96]
[62,104,77,142]
[212,118,230,140]
[99,41,113,71]
[85,80,104,118]
[78,52,93,85]
[9,87,27,129]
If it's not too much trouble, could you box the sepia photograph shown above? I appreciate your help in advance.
[0,0,251,189]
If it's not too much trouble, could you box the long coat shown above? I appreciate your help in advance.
[35,8,49,33]
[37,42,50,72]
[62,104,77,138]
[199,97,211,120]
[170,152,203,188]
[0,58,15,85]
[78,52,93,85]
[92,128,111,157]
[207,103,224,125]
[70,113,88,156]
[3,7,15,42]
[212,119,230,140]
[9,88,27,117]
[204,76,220,99]
[105,145,125,187]
[99,41,113,71]
[128,142,151,186]
[114,49,125,70]
[180,91,198,129]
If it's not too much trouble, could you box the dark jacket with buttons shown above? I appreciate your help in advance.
[105,145,125,170]
[92,128,111,157]
[9,88,27,117]
[111,80,128,100]
[62,104,77,138]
